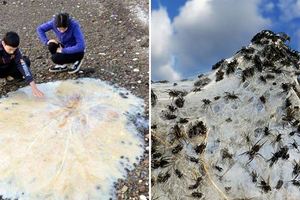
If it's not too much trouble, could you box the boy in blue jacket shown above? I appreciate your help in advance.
[37,13,85,74]
[0,32,44,97]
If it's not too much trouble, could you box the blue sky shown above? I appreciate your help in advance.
[151,0,300,81]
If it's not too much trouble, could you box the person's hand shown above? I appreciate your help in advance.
[56,47,62,53]
[30,81,44,98]
[47,39,58,45]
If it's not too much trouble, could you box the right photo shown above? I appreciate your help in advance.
[151,1,300,200]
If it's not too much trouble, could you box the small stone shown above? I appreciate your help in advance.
[121,185,128,193]
[133,58,138,61]
[133,68,139,72]
[138,185,146,193]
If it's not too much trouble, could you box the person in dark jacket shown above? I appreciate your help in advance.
[0,32,44,97]
[37,13,85,74]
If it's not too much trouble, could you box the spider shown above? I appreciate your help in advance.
[240,138,266,164]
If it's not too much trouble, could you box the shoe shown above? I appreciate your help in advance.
[68,60,83,74]
[6,76,14,82]
[49,64,68,73]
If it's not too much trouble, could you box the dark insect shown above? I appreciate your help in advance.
[224,187,231,192]
[271,134,282,146]
[167,104,177,112]
[216,69,224,82]
[221,148,233,160]
[214,165,223,172]
[272,68,282,74]
[152,152,162,159]
[290,131,296,136]
[194,143,206,154]
[243,54,253,61]
[243,132,251,143]
[162,111,177,120]
[292,119,300,127]
[174,169,183,178]
[214,96,221,100]
[264,126,271,136]
[259,95,266,104]
[151,124,157,129]
[281,83,293,93]
[151,177,155,187]
[268,146,289,167]
[226,59,238,75]
[240,139,266,164]
[259,75,267,83]
[275,179,283,189]
[225,118,232,122]
[202,99,212,110]
[188,121,207,138]
[152,156,172,169]
[282,107,297,125]
[202,99,211,105]
[174,96,185,108]
[192,87,202,93]
[290,139,300,152]
[258,177,271,193]
[254,55,263,72]
[265,74,275,79]
[194,77,211,87]
[157,171,171,183]
[275,134,282,142]
[285,98,292,108]
[293,160,300,179]
[242,67,255,82]
[250,170,258,183]
[191,192,203,198]
[166,89,187,99]
[172,144,183,154]
[188,177,202,190]
[178,118,189,124]
[169,124,186,142]
[189,156,199,163]
[224,91,240,101]
[292,179,300,187]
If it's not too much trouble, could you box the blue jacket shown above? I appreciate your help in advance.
[37,19,85,54]
[0,42,33,83]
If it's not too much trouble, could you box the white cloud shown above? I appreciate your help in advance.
[278,0,300,21]
[151,7,181,81]
[156,61,181,81]
[264,2,275,12]
[172,0,271,76]
[151,0,271,80]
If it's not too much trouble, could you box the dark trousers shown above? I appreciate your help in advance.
[48,42,84,65]
[0,56,30,80]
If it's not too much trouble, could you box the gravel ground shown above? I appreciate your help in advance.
[0,0,149,199]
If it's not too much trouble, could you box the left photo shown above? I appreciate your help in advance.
[0,0,149,200]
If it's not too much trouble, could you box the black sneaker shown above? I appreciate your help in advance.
[68,60,83,74]
[49,64,68,73]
